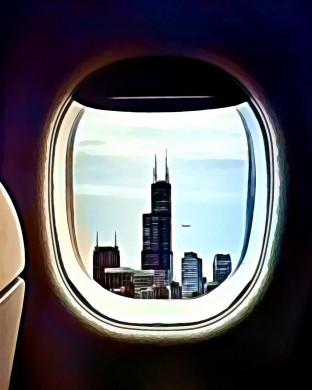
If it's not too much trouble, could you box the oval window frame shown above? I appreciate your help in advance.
[41,52,284,343]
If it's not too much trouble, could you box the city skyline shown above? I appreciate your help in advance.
[92,155,232,299]
[73,106,249,283]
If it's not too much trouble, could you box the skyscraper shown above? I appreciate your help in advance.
[141,152,173,284]
[181,252,203,299]
[213,254,232,284]
[93,232,120,287]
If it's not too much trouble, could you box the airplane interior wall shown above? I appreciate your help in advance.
[1,1,312,388]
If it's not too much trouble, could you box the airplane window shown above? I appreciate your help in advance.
[43,57,283,341]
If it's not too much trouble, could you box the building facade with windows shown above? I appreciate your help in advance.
[93,232,120,287]
[133,270,155,298]
[213,254,232,284]
[181,252,203,299]
[103,268,135,298]
[141,153,173,284]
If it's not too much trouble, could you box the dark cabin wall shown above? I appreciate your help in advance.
[1,1,312,388]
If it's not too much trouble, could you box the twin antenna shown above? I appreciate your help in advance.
[96,231,118,248]
[153,150,170,183]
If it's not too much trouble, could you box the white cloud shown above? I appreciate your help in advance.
[74,184,147,198]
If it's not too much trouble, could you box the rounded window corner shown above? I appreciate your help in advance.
[41,55,285,343]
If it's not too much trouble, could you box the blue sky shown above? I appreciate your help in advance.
[73,107,248,282]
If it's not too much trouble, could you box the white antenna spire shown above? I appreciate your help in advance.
[153,154,158,183]
[165,149,170,182]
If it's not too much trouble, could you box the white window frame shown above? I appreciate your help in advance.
[41,58,283,343]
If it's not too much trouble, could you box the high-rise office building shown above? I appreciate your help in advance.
[93,232,120,287]
[181,252,203,299]
[141,152,173,284]
[213,254,232,284]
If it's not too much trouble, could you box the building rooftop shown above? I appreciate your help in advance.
[134,270,155,276]
[104,267,134,273]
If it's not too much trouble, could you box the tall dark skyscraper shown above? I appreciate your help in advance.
[213,254,232,284]
[141,152,173,284]
[93,232,120,287]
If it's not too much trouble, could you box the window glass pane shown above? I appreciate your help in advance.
[72,106,249,300]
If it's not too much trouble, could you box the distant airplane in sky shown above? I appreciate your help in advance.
[182,224,191,227]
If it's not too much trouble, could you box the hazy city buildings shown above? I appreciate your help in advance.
[181,252,203,299]
[141,153,173,284]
